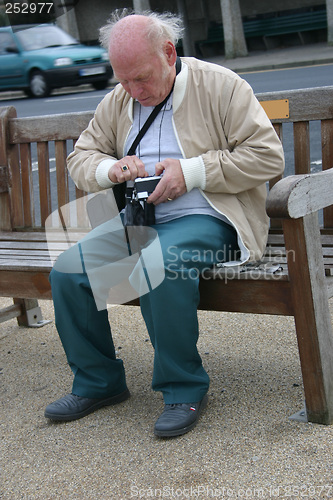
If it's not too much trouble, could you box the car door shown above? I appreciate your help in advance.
[0,31,26,89]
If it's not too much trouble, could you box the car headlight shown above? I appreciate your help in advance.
[101,52,109,62]
[54,57,73,67]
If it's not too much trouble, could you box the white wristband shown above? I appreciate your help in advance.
[95,158,117,188]
[179,156,206,192]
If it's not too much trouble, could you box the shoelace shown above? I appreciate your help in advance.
[166,403,196,411]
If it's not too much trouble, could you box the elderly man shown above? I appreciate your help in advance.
[45,10,284,437]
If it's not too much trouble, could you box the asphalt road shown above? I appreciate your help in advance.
[0,63,332,117]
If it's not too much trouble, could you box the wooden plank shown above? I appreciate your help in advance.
[76,187,90,227]
[20,143,34,227]
[0,259,53,270]
[37,142,51,227]
[198,278,293,315]
[8,112,93,144]
[267,170,333,219]
[0,108,12,227]
[0,249,50,256]
[257,86,333,122]
[269,123,284,229]
[293,121,310,175]
[283,215,333,424]
[55,140,69,209]
[9,143,24,228]
[0,230,88,242]
[326,276,333,297]
[0,166,8,193]
[0,269,52,298]
[0,302,22,323]
[322,120,333,228]
[0,231,47,241]
[0,243,69,254]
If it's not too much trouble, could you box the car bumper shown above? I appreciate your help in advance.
[45,63,113,88]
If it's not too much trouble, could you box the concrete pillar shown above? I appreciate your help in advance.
[176,0,196,56]
[220,0,248,59]
[54,0,80,40]
[133,0,151,12]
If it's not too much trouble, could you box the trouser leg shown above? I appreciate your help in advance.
[49,218,134,398]
[50,268,128,398]
[140,215,238,404]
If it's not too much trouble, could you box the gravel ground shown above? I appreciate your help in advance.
[1,297,333,499]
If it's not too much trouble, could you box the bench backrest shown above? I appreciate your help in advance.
[0,85,332,232]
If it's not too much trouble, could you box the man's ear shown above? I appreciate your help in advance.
[164,41,177,66]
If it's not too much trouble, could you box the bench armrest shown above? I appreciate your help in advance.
[266,168,333,219]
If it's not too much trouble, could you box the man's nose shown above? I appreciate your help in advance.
[128,82,143,99]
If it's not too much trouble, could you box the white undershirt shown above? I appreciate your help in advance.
[125,95,229,225]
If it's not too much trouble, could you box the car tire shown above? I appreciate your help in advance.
[28,70,50,98]
[92,80,109,91]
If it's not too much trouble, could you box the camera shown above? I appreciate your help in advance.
[134,175,161,201]
[124,176,161,227]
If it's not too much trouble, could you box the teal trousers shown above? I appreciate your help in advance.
[49,215,238,404]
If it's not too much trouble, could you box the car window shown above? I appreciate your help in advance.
[0,32,17,55]
[15,25,79,50]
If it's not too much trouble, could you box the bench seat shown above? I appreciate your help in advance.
[1,85,333,425]
[1,230,333,316]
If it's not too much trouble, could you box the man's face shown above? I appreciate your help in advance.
[111,43,175,107]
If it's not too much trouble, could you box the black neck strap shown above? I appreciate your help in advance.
[127,56,182,156]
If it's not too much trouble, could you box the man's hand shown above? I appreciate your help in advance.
[108,155,149,183]
[147,159,186,205]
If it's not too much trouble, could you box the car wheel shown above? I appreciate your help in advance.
[28,71,50,98]
[92,80,109,91]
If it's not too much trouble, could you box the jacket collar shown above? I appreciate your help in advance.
[173,59,188,113]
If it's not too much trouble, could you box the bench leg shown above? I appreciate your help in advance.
[283,214,333,424]
[13,298,51,328]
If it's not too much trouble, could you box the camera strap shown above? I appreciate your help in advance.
[114,57,182,212]
[127,56,182,156]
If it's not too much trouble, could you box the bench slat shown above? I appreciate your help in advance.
[9,112,93,144]
[55,140,70,218]
[0,269,52,298]
[8,143,24,228]
[322,120,333,227]
[257,87,333,122]
[20,143,34,227]
[293,121,311,175]
[37,142,51,227]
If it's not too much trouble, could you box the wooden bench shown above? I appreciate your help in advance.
[197,9,327,53]
[0,85,333,425]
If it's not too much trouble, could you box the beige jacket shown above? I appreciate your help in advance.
[67,57,285,263]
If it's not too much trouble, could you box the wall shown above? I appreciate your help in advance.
[72,0,327,43]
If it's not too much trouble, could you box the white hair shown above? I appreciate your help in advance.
[99,9,184,51]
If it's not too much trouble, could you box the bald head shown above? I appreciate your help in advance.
[102,12,179,106]
[99,10,184,54]
[109,15,157,63]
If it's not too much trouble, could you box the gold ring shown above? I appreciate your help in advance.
[122,165,129,172]
[167,198,173,201]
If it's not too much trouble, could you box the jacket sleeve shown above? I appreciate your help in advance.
[67,92,119,193]
[181,77,285,195]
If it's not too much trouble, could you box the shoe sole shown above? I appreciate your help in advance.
[45,388,130,422]
[154,394,208,437]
